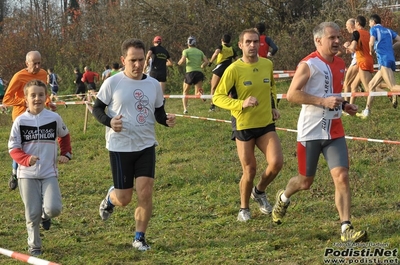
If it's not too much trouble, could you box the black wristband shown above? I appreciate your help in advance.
[63,152,72,160]
[342,101,349,109]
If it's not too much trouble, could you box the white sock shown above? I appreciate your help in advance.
[280,192,289,203]
[12,169,17,175]
[341,223,350,233]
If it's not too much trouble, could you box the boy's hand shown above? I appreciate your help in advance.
[29,155,40,166]
[59,156,70,163]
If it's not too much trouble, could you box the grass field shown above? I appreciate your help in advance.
[0,79,399,265]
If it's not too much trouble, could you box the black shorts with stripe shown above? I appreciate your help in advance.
[109,145,155,189]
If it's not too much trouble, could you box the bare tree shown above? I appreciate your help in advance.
[0,0,398,81]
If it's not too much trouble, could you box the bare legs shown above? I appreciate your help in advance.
[109,177,154,233]
[236,132,283,209]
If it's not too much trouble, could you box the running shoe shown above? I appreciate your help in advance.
[237,208,251,222]
[41,218,51,230]
[251,187,272,214]
[341,224,368,242]
[99,186,115,221]
[8,174,18,190]
[392,95,398,109]
[132,236,151,251]
[272,189,290,224]
[28,247,42,256]
[356,109,369,119]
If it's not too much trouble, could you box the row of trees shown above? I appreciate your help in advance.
[0,0,399,92]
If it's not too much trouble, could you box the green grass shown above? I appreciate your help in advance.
[0,80,400,264]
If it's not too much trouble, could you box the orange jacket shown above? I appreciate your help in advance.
[3,68,49,121]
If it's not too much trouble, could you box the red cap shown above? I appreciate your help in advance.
[153,36,162,43]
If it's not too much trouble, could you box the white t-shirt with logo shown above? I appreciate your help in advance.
[96,73,164,152]
[9,109,69,178]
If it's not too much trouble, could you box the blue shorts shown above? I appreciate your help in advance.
[377,56,396,71]
[51,85,59,95]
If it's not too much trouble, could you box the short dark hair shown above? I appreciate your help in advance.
[121,38,146,57]
[370,14,381,24]
[356,15,366,28]
[239,28,259,43]
[222,34,231,43]
[24,79,47,96]
[112,62,119,69]
[255,22,266,34]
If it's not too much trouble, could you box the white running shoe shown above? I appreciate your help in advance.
[237,208,251,222]
[132,237,151,251]
[99,186,115,221]
[251,187,272,214]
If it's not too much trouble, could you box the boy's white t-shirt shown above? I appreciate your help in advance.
[8,109,69,179]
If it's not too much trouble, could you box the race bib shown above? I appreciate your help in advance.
[324,106,342,119]
[323,93,342,119]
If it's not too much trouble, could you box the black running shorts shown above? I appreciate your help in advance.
[109,145,156,189]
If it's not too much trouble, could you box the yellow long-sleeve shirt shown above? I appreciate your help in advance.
[213,58,277,131]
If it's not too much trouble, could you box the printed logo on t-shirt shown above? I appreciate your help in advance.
[20,121,57,143]
[133,89,150,124]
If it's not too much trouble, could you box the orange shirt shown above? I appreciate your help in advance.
[3,68,49,121]
[355,29,374,72]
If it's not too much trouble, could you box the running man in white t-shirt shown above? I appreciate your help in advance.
[92,38,176,251]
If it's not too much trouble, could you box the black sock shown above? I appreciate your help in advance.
[341,221,351,226]
[240,208,249,211]
[254,186,264,194]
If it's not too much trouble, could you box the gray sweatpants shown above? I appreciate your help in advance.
[18,177,62,250]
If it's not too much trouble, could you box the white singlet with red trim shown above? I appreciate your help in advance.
[296,51,346,141]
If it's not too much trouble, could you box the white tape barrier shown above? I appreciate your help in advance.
[0,247,61,265]
[170,113,400,145]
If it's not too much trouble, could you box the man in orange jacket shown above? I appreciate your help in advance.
[3,50,56,190]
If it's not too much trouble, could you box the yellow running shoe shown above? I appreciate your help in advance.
[272,189,290,224]
[356,109,369,119]
[392,95,398,109]
[341,225,368,242]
